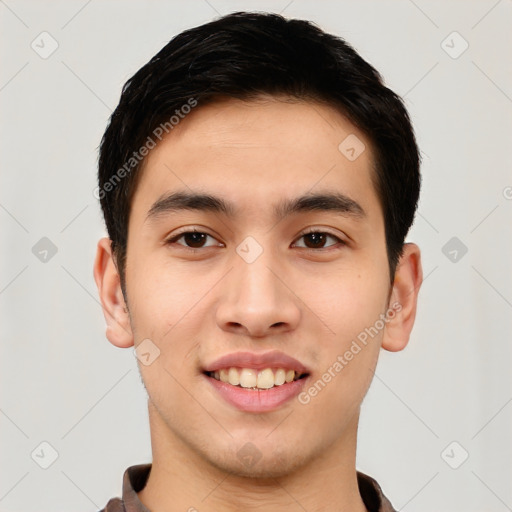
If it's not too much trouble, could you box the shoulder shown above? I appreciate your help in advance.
[98,463,152,512]
[357,471,397,512]
[97,496,125,512]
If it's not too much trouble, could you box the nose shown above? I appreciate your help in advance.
[215,250,301,338]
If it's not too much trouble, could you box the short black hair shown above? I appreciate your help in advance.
[98,11,421,294]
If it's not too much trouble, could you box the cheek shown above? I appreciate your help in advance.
[126,255,217,377]
[127,251,205,334]
[299,265,388,416]
[297,263,388,395]
[299,262,389,342]
[298,278,386,424]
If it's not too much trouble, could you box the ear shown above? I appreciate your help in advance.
[93,237,134,348]
[381,243,423,352]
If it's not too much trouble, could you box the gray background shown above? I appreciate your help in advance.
[1,0,511,510]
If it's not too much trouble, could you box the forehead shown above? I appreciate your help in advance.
[131,97,380,222]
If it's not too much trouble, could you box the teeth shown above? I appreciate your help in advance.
[209,367,304,389]
[256,368,274,389]
[274,368,286,386]
[239,368,257,388]
[228,367,240,386]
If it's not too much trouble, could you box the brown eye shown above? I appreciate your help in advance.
[181,232,208,248]
[303,232,328,249]
[294,231,344,249]
[167,230,221,249]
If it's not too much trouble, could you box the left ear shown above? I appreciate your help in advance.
[382,242,423,352]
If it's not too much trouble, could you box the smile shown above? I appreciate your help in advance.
[205,367,308,390]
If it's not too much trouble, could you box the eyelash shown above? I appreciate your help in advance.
[294,229,346,250]
[165,228,346,251]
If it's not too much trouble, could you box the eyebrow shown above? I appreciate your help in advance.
[145,190,366,223]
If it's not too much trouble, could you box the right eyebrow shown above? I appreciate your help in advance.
[145,191,236,223]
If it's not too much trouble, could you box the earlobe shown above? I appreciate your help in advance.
[381,243,423,352]
[93,237,134,348]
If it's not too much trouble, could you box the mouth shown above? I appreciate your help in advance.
[202,351,311,411]
[204,367,309,390]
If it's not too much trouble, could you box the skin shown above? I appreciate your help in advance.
[94,96,422,512]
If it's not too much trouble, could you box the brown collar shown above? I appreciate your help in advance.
[101,463,397,512]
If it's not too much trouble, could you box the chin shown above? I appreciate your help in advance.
[207,443,310,480]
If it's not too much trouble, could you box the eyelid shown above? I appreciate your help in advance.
[297,227,343,238]
[294,227,346,244]
[165,227,224,247]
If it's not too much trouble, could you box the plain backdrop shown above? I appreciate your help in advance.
[1,1,511,511]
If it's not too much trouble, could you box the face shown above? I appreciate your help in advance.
[99,96,413,478]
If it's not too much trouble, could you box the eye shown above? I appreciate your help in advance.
[293,230,345,250]
[166,229,223,249]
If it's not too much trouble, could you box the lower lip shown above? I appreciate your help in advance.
[204,374,309,413]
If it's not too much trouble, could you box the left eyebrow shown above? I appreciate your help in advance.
[274,191,366,221]
[145,189,366,223]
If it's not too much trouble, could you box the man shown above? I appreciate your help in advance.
[94,11,422,512]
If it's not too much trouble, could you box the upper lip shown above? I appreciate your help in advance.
[203,350,310,374]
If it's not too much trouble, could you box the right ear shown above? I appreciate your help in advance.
[93,237,134,348]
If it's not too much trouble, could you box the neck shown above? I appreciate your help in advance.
[137,401,368,512]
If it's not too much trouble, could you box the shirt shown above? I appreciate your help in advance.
[99,463,397,512]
